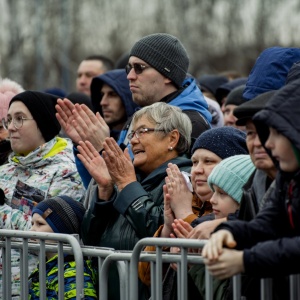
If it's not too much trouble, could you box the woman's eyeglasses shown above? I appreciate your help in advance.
[128,128,165,141]
[2,116,34,130]
[125,63,151,75]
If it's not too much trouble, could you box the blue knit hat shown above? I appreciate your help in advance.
[208,155,255,203]
[191,127,248,158]
[32,196,85,234]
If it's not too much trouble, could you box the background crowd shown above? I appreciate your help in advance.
[0,32,300,300]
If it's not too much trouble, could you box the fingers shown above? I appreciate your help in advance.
[165,177,173,194]
[103,137,123,157]
[123,147,132,162]
[78,141,99,160]
[56,98,75,117]
[172,219,193,239]
[56,99,74,124]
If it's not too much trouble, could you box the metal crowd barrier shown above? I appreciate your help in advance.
[0,229,84,300]
[1,231,300,300]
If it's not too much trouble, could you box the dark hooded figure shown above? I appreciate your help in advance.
[90,69,139,141]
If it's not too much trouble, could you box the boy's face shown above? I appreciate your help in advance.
[265,127,299,172]
[210,185,240,219]
[30,213,53,234]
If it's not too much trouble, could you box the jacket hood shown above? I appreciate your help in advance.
[90,69,138,119]
[170,77,212,123]
[286,61,300,84]
[243,47,300,100]
[253,78,300,153]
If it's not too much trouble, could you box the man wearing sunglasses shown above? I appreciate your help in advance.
[56,33,212,190]
[118,33,212,149]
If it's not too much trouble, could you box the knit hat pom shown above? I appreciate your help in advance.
[32,196,86,234]
[208,155,255,203]
[130,33,189,88]
[191,127,248,158]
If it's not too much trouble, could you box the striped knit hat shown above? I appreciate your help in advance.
[32,196,85,234]
[208,155,255,203]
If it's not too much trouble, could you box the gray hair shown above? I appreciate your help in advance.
[132,102,192,154]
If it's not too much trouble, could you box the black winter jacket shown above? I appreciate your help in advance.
[216,79,300,278]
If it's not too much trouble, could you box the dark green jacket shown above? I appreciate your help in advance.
[82,156,192,250]
[81,156,192,300]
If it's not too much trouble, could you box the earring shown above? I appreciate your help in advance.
[168,147,173,151]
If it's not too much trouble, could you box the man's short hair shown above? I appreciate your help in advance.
[84,55,114,71]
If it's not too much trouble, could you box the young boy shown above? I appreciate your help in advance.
[29,195,98,300]
[207,154,255,219]
[202,78,300,298]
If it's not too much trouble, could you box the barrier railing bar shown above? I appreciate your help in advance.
[233,274,241,300]
[130,238,207,300]
[58,242,64,300]
[0,230,84,300]
[99,252,132,300]
[261,278,272,300]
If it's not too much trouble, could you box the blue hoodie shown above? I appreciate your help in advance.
[90,69,138,132]
[243,47,300,100]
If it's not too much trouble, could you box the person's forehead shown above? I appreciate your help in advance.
[128,56,147,65]
[101,83,116,93]
[8,101,30,115]
[78,60,104,72]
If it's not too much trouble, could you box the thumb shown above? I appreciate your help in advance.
[224,233,237,248]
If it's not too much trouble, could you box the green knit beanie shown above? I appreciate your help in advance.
[208,155,255,203]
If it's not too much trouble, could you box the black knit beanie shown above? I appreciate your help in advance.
[191,127,248,158]
[130,33,189,88]
[32,195,86,234]
[9,91,61,142]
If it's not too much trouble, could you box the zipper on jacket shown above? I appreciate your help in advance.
[287,181,295,229]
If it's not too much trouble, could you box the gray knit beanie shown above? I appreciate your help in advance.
[32,196,85,234]
[130,33,189,88]
[208,155,255,203]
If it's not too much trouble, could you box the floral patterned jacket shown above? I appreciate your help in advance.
[0,136,86,299]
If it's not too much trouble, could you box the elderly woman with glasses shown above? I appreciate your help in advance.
[77,102,192,298]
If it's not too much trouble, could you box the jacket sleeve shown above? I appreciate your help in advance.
[214,176,300,277]
[74,146,92,189]
[113,181,164,238]
[0,204,32,231]
[214,180,288,250]
[243,236,300,277]
[46,162,86,203]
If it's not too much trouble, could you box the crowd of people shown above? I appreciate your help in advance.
[0,32,300,299]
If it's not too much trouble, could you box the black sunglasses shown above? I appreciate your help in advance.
[125,63,151,75]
